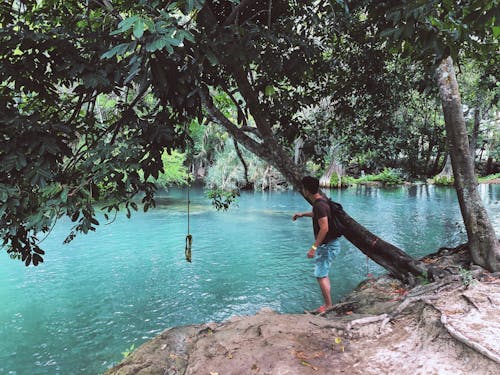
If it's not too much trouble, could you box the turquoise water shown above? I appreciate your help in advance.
[0,184,498,374]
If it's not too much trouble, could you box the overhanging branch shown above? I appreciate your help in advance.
[223,0,255,27]
[198,87,267,157]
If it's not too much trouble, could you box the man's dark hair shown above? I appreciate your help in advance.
[302,176,319,194]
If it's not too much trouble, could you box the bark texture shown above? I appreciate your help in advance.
[437,57,499,271]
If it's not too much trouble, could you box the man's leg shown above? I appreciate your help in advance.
[317,276,332,308]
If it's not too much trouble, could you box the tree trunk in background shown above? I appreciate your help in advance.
[436,155,453,179]
[293,137,304,165]
[320,161,337,188]
[430,149,443,176]
[437,57,499,272]
[319,145,343,188]
[233,139,252,189]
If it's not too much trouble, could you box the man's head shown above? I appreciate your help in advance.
[302,176,319,195]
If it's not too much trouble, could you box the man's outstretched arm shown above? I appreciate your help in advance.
[292,211,313,221]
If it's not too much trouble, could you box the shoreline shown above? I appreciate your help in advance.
[104,246,500,374]
[321,178,500,189]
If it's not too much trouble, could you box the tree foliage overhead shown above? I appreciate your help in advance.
[1,0,497,268]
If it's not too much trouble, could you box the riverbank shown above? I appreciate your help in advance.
[317,170,500,189]
[105,246,500,375]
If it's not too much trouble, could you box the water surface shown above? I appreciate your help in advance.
[0,184,498,374]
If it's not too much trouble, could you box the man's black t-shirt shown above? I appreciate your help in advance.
[312,199,336,245]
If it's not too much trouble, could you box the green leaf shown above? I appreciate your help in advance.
[493,26,500,38]
[176,29,195,43]
[163,40,174,53]
[264,85,276,96]
[0,204,7,219]
[125,65,141,84]
[167,34,183,46]
[60,189,68,204]
[167,2,179,11]
[379,28,396,39]
[110,15,140,35]
[205,50,219,66]
[146,38,167,52]
[144,18,155,33]
[101,43,130,59]
[133,19,145,39]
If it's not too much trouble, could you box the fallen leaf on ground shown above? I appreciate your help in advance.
[301,360,319,371]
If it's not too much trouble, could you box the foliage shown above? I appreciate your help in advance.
[478,173,500,183]
[1,0,195,264]
[205,139,246,191]
[206,188,239,211]
[458,266,475,288]
[121,344,135,359]
[329,174,352,188]
[432,175,455,186]
[356,168,404,185]
[156,150,189,188]
[375,168,404,185]
[362,0,499,68]
[327,169,406,187]
[1,0,497,265]
[416,271,431,285]
[138,149,189,188]
[205,137,285,191]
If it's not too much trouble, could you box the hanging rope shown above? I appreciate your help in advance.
[185,180,192,262]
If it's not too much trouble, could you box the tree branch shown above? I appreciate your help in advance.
[198,87,267,157]
[230,64,274,139]
[240,126,260,135]
[220,81,255,134]
[110,77,150,145]
[223,0,255,27]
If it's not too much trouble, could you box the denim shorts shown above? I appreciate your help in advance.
[314,239,340,278]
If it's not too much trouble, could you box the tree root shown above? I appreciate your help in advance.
[440,314,500,364]
[347,314,387,331]
[425,300,500,365]
[379,295,440,332]
[377,277,467,332]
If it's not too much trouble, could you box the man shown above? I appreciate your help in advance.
[292,176,341,313]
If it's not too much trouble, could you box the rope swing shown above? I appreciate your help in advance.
[185,179,192,263]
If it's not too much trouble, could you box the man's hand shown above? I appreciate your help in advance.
[292,213,302,221]
[307,248,315,258]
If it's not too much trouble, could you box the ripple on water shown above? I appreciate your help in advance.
[1,186,498,374]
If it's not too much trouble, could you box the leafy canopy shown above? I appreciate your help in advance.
[1,0,497,265]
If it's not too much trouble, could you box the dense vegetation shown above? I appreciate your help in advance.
[1,0,498,270]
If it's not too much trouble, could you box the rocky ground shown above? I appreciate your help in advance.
[105,246,500,375]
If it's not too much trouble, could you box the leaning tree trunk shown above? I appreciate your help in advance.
[199,81,429,283]
[436,154,453,181]
[437,57,499,272]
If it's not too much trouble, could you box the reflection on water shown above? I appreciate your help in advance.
[0,184,498,374]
